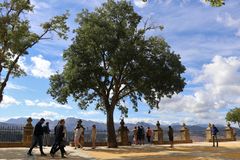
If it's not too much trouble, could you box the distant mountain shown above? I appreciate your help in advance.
[3,117,240,138]
[4,117,156,131]
[0,122,21,127]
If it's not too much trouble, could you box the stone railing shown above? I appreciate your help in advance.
[152,122,192,144]
[0,117,33,148]
[206,123,236,142]
[2,118,237,148]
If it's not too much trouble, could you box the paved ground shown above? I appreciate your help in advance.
[0,141,240,160]
[0,146,94,160]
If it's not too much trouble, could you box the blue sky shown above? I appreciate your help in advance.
[1,0,240,126]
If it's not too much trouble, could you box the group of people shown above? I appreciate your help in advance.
[27,118,68,158]
[27,118,97,158]
[133,126,153,145]
[26,118,221,157]
[132,125,174,148]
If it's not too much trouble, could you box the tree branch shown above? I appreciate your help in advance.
[0,27,50,101]
[117,88,136,101]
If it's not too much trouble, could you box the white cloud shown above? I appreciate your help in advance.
[19,55,54,79]
[199,0,208,5]
[6,82,26,90]
[133,0,148,8]
[0,95,20,108]
[18,57,29,73]
[31,0,51,10]
[31,111,63,120]
[25,99,72,110]
[124,117,159,124]
[30,55,54,78]
[217,13,240,37]
[194,56,240,85]
[79,110,100,116]
[154,56,240,124]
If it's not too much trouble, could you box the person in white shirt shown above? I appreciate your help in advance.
[74,124,82,149]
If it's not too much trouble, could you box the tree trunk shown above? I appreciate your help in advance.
[0,94,2,103]
[0,81,6,103]
[106,108,118,148]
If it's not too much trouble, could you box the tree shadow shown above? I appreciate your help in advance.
[84,144,240,160]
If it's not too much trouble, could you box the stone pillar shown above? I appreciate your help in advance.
[180,123,191,142]
[225,122,236,141]
[205,123,212,142]
[153,121,163,144]
[23,117,33,147]
[118,119,129,145]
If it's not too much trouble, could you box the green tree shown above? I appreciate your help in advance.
[205,0,225,7]
[48,0,186,148]
[226,107,240,127]
[0,0,69,102]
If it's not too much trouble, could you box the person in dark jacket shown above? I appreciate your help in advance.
[27,118,46,156]
[50,119,66,158]
[141,126,145,145]
[137,126,142,145]
[168,126,174,148]
[211,124,219,147]
[43,122,50,146]
[50,121,59,157]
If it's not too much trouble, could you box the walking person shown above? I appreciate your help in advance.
[168,126,174,148]
[146,127,153,144]
[74,124,82,149]
[212,124,219,147]
[27,118,47,156]
[78,119,85,147]
[133,126,138,145]
[43,122,50,146]
[91,124,97,149]
[50,121,59,157]
[50,119,67,158]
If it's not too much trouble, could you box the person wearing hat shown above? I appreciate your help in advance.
[27,118,47,156]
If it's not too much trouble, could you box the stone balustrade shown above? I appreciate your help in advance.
[153,121,163,144]
[205,123,236,142]
[1,118,238,148]
[118,119,130,145]
[180,123,192,143]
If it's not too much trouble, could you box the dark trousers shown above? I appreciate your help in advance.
[28,135,44,154]
[50,139,65,157]
[50,139,58,154]
[212,135,218,147]
[147,136,151,143]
